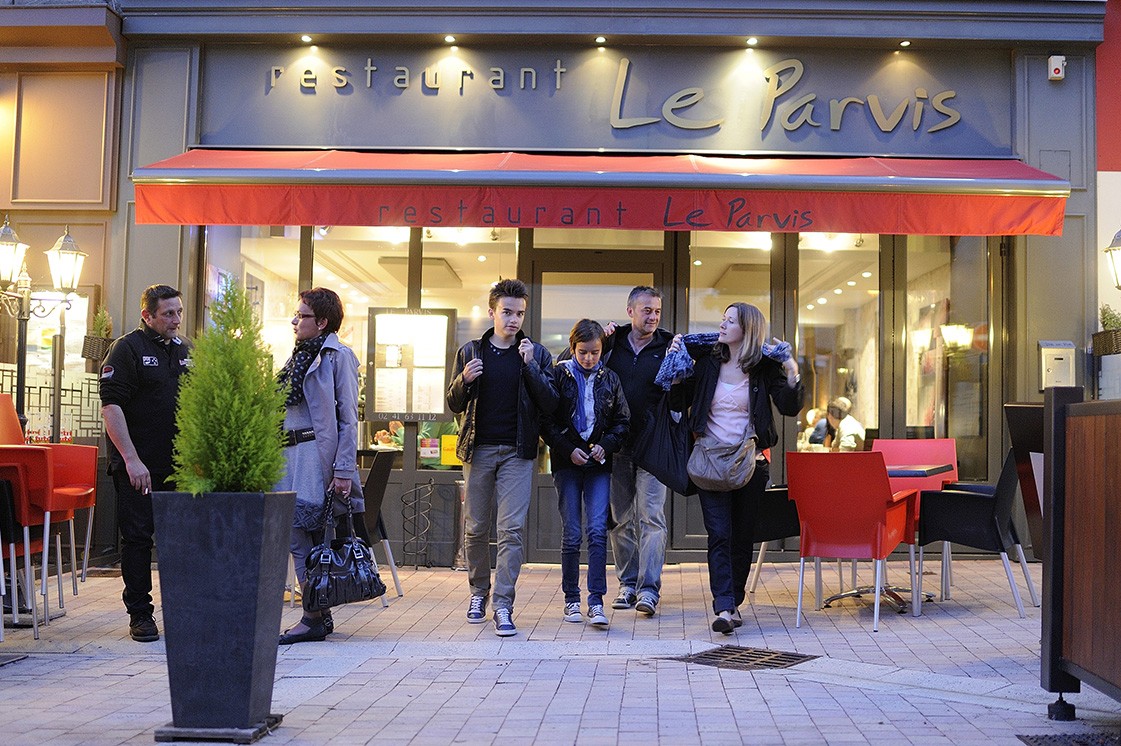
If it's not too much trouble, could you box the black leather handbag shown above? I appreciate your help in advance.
[632,392,697,496]
[302,488,387,611]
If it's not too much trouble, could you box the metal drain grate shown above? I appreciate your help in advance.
[667,645,817,671]
[1018,736,1120,746]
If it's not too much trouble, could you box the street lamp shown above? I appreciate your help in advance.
[0,215,87,437]
[1104,229,1121,290]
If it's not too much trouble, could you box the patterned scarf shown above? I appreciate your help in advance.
[278,333,327,407]
[654,332,719,390]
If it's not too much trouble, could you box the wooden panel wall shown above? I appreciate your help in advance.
[1063,413,1121,694]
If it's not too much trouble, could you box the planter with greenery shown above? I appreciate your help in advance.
[81,304,114,362]
[152,279,294,743]
[1092,303,1121,356]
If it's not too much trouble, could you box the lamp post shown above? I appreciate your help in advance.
[0,215,87,437]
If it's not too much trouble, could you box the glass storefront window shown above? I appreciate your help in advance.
[797,233,879,450]
[689,231,772,332]
[533,228,663,250]
[906,236,989,478]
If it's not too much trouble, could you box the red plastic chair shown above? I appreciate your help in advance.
[787,451,920,632]
[0,394,98,638]
[872,438,959,585]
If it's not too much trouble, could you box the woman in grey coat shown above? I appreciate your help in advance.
[275,287,364,644]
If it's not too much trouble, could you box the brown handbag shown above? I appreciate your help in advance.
[686,423,757,492]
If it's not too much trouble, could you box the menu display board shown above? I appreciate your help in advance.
[367,308,456,421]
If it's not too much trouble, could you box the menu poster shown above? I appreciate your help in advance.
[368,308,456,421]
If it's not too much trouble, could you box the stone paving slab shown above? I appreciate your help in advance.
[0,560,1119,745]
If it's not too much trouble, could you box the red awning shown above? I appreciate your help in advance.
[132,150,1069,236]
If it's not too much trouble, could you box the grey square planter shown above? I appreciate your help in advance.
[152,490,296,741]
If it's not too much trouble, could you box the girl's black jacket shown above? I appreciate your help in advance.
[542,361,631,472]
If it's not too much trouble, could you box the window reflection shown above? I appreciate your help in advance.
[689,231,772,332]
[797,233,879,449]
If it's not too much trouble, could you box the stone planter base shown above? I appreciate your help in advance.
[155,714,283,744]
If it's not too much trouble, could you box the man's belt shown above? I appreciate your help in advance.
[283,428,316,447]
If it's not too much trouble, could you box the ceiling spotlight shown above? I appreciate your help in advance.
[899,40,911,47]
[444,35,456,44]
[806,304,815,310]
[847,280,856,286]
[489,228,500,241]
[746,37,758,46]
[300,35,312,43]
[861,271,872,278]
[833,288,842,295]
[817,297,828,305]
[693,259,702,266]
[595,36,606,44]
[477,255,487,263]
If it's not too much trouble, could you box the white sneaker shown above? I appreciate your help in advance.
[588,604,609,627]
[563,602,583,623]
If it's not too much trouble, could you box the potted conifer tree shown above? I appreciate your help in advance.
[151,279,294,743]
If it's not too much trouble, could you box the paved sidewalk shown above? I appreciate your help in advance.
[1,559,1120,745]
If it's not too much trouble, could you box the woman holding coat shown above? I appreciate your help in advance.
[669,302,803,634]
[275,287,365,644]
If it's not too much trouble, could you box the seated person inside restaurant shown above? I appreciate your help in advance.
[806,408,829,444]
[824,396,865,452]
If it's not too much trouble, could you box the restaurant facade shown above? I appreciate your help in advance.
[0,1,1106,564]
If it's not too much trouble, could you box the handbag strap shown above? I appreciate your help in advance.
[320,485,360,543]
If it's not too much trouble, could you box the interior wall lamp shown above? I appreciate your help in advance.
[0,216,87,435]
[1104,229,1121,290]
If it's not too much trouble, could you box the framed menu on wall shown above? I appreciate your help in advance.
[367,308,457,421]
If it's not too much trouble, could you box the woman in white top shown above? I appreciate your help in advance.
[669,303,804,633]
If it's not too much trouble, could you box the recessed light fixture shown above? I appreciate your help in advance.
[300,35,312,43]
[833,288,842,295]
[862,271,872,278]
[847,280,856,286]
[595,36,606,44]
[693,259,702,266]
[806,304,815,310]
[444,35,456,44]
[817,297,828,305]
[477,255,487,262]
[746,37,758,46]
[899,40,911,47]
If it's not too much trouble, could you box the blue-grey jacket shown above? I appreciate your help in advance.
[295,332,364,512]
[446,328,558,463]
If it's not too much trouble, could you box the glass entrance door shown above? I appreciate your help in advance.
[525,248,671,563]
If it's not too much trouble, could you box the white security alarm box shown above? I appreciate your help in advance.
[1039,340,1076,390]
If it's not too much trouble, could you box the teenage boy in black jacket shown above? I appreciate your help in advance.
[447,278,558,637]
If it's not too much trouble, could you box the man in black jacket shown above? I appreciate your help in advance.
[603,286,675,617]
[447,278,557,637]
[100,284,189,643]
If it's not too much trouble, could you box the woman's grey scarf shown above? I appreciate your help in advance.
[654,332,718,390]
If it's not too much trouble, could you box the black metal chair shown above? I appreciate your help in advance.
[360,449,404,602]
[747,485,801,596]
[918,450,1040,617]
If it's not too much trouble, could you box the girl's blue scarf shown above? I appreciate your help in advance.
[564,359,601,434]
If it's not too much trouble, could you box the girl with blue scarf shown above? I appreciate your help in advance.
[542,319,631,628]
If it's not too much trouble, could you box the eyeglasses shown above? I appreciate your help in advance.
[293,313,317,320]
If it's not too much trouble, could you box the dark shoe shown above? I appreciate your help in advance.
[611,588,637,609]
[279,618,329,645]
[731,609,744,628]
[493,608,517,637]
[635,593,658,616]
[467,595,488,624]
[129,612,160,642]
[711,611,735,635]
